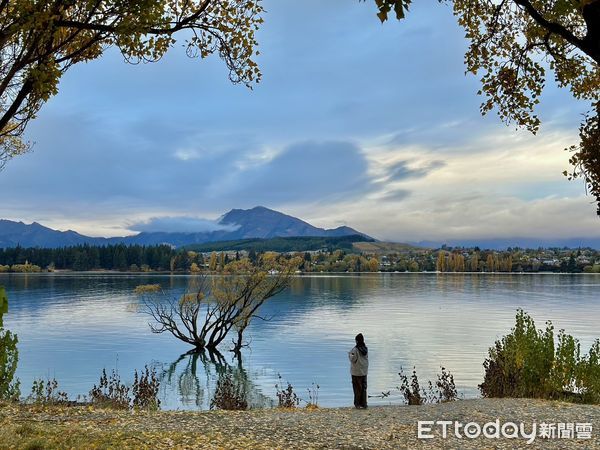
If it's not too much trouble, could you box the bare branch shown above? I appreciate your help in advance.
[135,258,298,352]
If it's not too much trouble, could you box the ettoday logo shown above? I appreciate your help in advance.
[417,420,593,444]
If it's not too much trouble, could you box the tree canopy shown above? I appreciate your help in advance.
[136,256,300,353]
[370,0,600,212]
[0,0,263,168]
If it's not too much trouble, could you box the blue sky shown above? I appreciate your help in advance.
[1,0,598,241]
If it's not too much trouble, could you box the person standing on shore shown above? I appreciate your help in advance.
[348,333,369,409]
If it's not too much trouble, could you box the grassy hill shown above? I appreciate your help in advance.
[184,235,374,253]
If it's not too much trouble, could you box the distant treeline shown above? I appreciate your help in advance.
[1,240,598,274]
[0,235,372,272]
[184,235,372,253]
[0,244,177,272]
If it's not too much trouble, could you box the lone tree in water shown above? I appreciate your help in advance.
[136,256,300,353]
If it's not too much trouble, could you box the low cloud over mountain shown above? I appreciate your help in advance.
[129,216,239,234]
[0,206,370,249]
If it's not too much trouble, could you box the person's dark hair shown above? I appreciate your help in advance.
[355,333,368,356]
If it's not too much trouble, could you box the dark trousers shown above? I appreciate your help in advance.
[352,375,368,408]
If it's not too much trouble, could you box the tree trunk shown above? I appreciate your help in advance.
[582,0,600,63]
[232,329,244,353]
[208,322,233,349]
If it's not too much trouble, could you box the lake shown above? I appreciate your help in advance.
[1,273,599,410]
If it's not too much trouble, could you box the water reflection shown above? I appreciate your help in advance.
[159,350,273,410]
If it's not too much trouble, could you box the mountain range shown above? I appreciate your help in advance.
[3,206,599,250]
[0,206,370,249]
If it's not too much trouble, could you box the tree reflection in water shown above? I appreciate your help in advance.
[159,350,273,410]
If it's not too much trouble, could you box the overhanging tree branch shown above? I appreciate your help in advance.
[512,0,589,58]
[0,0,264,167]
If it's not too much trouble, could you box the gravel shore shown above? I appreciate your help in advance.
[1,398,599,449]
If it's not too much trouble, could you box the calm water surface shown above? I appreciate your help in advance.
[1,273,599,409]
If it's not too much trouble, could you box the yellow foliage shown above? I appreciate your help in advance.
[1,1,264,166]
[134,284,162,294]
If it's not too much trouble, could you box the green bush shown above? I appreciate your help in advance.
[0,329,20,401]
[0,286,20,401]
[27,378,68,405]
[479,309,600,403]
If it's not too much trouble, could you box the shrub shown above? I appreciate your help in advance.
[275,374,299,408]
[132,365,161,410]
[89,369,130,409]
[398,366,459,405]
[577,340,600,403]
[27,378,68,405]
[479,309,600,404]
[398,367,423,405]
[436,367,459,403]
[0,287,20,401]
[133,284,162,294]
[0,330,20,401]
[305,382,320,409]
[210,373,248,410]
[10,263,41,273]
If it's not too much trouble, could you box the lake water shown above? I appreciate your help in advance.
[1,273,599,410]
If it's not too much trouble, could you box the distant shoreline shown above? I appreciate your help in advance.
[1,270,599,276]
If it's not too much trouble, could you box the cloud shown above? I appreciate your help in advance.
[379,189,412,202]
[129,216,238,233]
[0,0,593,242]
[386,160,446,182]
[211,140,376,205]
[173,148,202,161]
[295,127,600,242]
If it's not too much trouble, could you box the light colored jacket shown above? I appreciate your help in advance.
[348,346,368,376]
